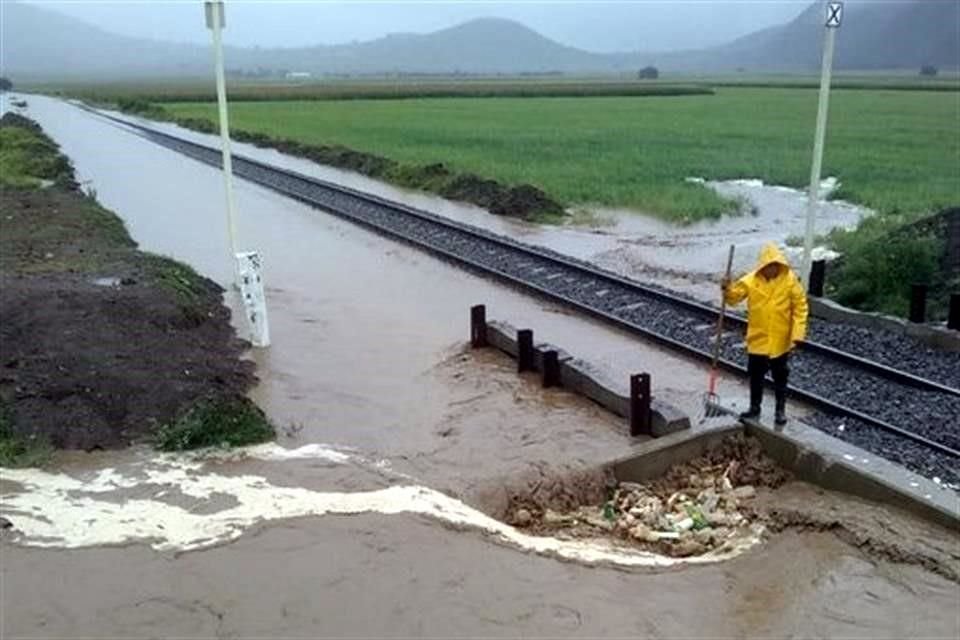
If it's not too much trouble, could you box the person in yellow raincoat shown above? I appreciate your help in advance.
[723,243,809,425]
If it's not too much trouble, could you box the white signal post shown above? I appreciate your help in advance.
[205,0,239,263]
[801,1,842,287]
[204,0,270,347]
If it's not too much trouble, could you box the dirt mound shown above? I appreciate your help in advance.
[164,112,566,220]
[499,434,958,577]
[439,174,563,219]
[0,119,258,453]
[495,184,565,219]
[440,174,506,210]
[649,433,790,493]
[505,435,790,558]
[0,112,42,133]
[1,274,254,450]
[490,466,612,520]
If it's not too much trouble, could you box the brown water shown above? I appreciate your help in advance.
[4,518,957,639]
[19,95,746,450]
[2,96,955,639]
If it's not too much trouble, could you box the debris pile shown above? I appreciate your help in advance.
[507,435,790,557]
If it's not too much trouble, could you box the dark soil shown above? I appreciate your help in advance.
[1,112,43,135]
[0,118,257,452]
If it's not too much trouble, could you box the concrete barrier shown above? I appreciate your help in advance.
[482,317,690,438]
[810,297,960,352]
[742,420,959,531]
[612,425,741,482]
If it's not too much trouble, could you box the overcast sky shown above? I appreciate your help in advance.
[22,1,812,52]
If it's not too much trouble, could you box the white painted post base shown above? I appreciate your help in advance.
[235,251,270,348]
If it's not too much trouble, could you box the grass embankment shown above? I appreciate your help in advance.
[0,113,274,466]
[0,117,75,189]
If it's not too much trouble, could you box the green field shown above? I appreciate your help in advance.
[166,87,958,221]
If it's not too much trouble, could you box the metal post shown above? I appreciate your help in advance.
[470,305,487,348]
[629,373,651,437]
[801,2,842,287]
[205,0,239,273]
[205,1,269,347]
[809,259,826,297]
[948,294,960,331]
[542,350,560,388]
[517,330,534,373]
[909,284,927,324]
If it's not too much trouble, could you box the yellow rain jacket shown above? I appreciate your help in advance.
[724,243,809,358]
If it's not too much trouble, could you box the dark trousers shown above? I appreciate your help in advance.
[748,353,789,410]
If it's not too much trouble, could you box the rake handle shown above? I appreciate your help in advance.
[709,245,736,393]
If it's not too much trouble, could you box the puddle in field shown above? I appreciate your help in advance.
[577,176,868,302]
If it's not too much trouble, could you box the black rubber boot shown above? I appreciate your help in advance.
[771,354,789,426]
[739,406,761,421]
[774,395,787,426]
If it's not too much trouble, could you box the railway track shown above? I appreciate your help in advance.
[95,111,960,470]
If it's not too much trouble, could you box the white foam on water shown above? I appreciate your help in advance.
[686,176,841,199]
[247,442,353,463]
[0,446,761,567]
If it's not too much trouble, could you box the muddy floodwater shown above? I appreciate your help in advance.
[1,96,957,638]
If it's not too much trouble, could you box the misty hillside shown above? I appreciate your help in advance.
[316,19,609,73]
[1,2,210,77]
[0,4,605,77]
[707,0,960,71]
[2,1,957,80]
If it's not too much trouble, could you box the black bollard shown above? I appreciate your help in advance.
[517,330,534,373]
[809,260,826,297]
[542,350,560,388]
[949,294,960,331]
[909,284,928,324]
[470,305,487,348]
[629,373,652,437]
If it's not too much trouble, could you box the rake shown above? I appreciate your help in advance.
[702,244,736,420]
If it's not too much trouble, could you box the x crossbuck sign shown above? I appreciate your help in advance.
[826,2,843,28]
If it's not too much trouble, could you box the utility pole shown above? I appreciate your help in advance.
[801,1,842,287]
[205,0,239,263]
[205,0,270,347]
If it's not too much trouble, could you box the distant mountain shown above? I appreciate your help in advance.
[2,1,957,80]
[1,1,210,77]
[316,18,609,73]
[703,0,960,71]
[0,5,606,78]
